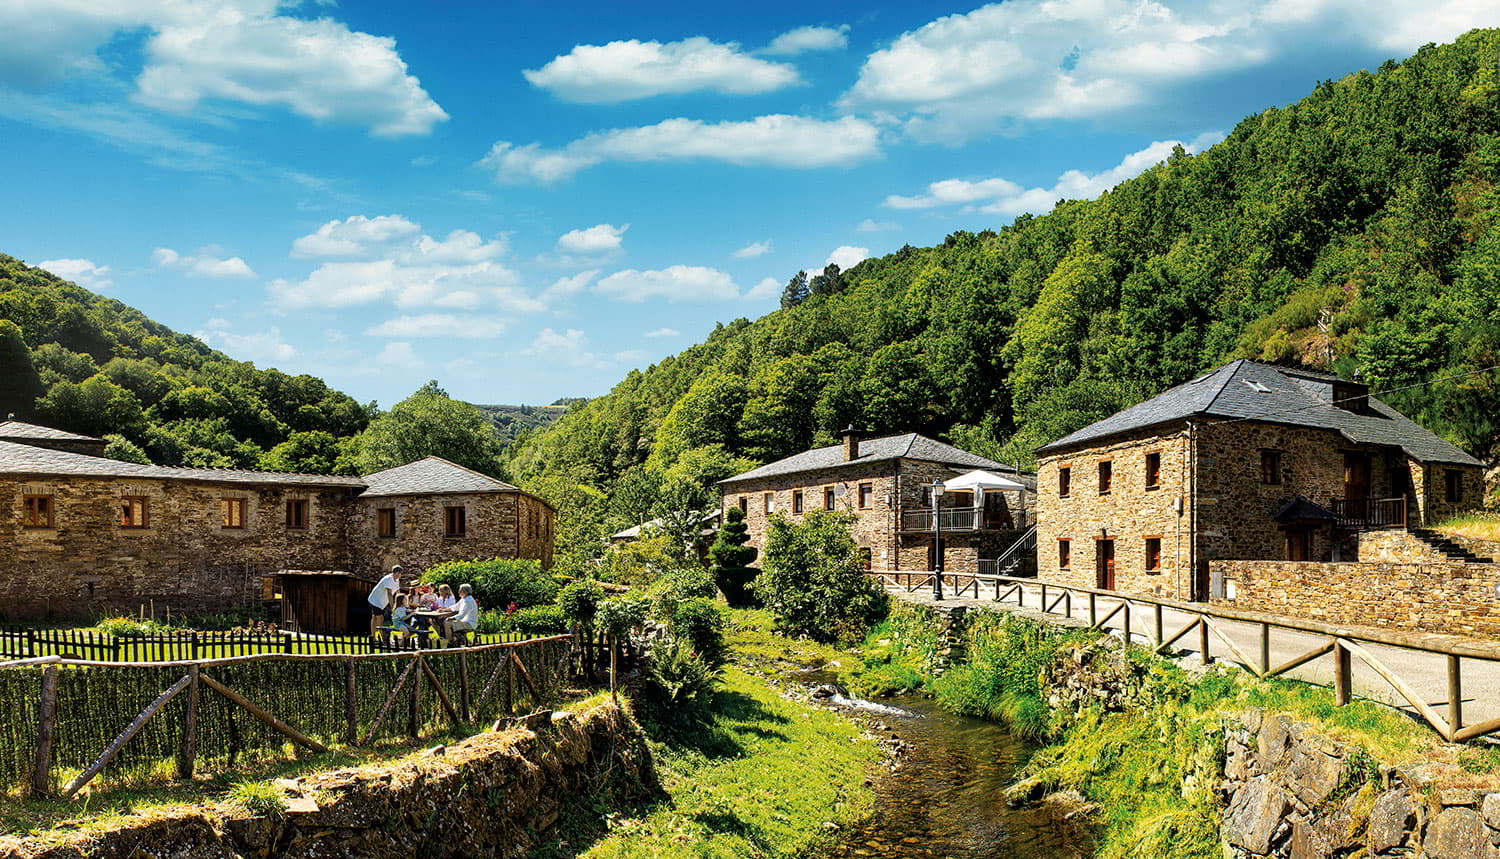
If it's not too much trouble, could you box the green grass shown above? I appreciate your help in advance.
[1432,512,1500,544]
[549,609,880,859]
[224,781,288,819]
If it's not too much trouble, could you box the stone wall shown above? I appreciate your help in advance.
[1,475,355,618]
[1222,710,1500,859]
[348,491,555,577]
[1357,529,1455,563]
[0,701,658,859]
[721,457,1031,573]
[1212,559,1500,636]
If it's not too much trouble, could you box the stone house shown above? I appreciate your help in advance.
[0,422,554,620]
[718,429,1035,574]
[1034,360,1485,602]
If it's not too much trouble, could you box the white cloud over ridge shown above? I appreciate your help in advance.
[0,1,446,137]
[153,247,256,278]
[196,320,295,363]
[596,265,739,303]
[826,245,869,270]
[37,258,112,290]
[524,36,800,103]
[885,135,1222,217]
[273,215,530,312]
[763,25,850,55]
[557,223,629,254]
[842,0,1500,141]
[479,114,880,184]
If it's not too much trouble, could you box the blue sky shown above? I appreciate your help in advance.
[3,0,1497,407]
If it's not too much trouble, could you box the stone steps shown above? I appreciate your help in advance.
[1407,528,1494,563]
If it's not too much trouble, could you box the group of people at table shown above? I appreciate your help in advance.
[366,565,480,647]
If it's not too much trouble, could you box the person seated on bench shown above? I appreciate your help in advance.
[445,584,479,646]
[390,593,414,648]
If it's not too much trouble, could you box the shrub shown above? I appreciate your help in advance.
[498,604,566,635]
[635,638,723,728]
[420,558,558,609]
[558,580,605,629]
[709,506,759,606]
[600,534,694,588]
[668,598,727,665]
[754,511,888,644]
[596,594,652,638]
[648,565,717,618]
[95,616,173,636]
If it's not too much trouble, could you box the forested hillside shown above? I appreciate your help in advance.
[476,402,573,448]
[507,30,1500,556]
[0,255,372,471]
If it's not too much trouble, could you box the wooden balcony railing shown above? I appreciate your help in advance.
[1330,496,1407,530]
[897,507,1027,533]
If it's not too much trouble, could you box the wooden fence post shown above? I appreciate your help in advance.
[504,651,515,715]
[1259,623,1271,677]
[1121,601,1131,646]
[458,653,471,723]
[344,658,358,745]
[1447,654,1462,739]
[1333,641,1352,706]
[1198,616,1211,665]
[1088,592,1097,627]
[407,656,422,739]
[25,629,35,659]
[1154,604,1164,647]
[30,664,59,796]
[177,664,200,779]
[609,633,618,702]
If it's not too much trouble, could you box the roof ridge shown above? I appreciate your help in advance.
[1198,359,1249,417]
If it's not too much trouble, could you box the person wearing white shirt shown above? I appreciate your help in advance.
[445,583,480,644]
[367,565,404,637]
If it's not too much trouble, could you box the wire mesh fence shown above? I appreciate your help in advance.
[0,625,544,662]
[0,635,573,796]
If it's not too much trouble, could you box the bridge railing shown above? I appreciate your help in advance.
[865,570,1500,743]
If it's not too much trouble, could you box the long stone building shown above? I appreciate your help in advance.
[1034,360,1486,603]
[0,422,554,620]
[719,429,1034,574]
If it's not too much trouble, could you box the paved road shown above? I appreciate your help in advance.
[886,582,1500,738]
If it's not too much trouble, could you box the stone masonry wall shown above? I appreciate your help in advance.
[0,701,658,859]
[1,475,354,619]
[348,491,555,578]
[1357,529,1458,563]
[1212,559,1500,636]
[722,457,1033,573]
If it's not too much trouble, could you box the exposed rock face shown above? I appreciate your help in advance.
[1222,710,1500,859]
[0,701,656,859]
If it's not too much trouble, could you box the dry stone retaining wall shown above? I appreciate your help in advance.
[0,701,656,859]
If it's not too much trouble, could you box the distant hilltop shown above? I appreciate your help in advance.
[475,401,580,447]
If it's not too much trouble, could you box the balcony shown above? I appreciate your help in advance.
[1329,496,1408,530]
[897,506,1027,533]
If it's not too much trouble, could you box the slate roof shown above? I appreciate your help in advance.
[358,456,520,497]
[1273,496,1338,523]
[0,439,367,488]
[1037,360,1483,466]
[0,421,102,443]
[719,433,1004,485]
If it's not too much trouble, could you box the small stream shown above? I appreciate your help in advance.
[809,679,1090,859]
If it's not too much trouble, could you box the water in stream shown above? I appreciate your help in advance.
[820,689,1090,859]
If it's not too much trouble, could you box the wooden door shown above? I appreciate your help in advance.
[1344,452,1371,499]
[1096,540,1115,590]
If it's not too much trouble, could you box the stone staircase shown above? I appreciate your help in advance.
[1405,528,1495,563]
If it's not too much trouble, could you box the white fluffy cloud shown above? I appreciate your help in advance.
[826,245,869,270]
[273,215,531,312]
[479,114,880,184]
[885,135,1222,217]
[732,240,773,259]
[292,215,422,257]
[842,0,1500,141]
[857,219,900,232]
[195,319,295,363]
[523,36,800,103]
[152,247,256,278]
[543,269,601,300]
[523,328,607,368]
[0,1,446,136]
[645,327,680,338]
[744,277,781,301]
[595,265,740,303]
[557,223,629,254]
[376,341,421,367]
[365,314,509,339]
[37,257,112,289]
[763,24,849,55]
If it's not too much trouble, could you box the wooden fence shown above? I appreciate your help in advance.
[0,634,576,797]
[0,625,549,662]
[868,569,1500,743]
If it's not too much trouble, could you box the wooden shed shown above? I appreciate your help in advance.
[272,570,376,635]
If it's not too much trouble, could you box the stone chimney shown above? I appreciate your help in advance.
[841,426,862,461]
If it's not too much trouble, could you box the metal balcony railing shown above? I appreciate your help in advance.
[897,507,1027,533]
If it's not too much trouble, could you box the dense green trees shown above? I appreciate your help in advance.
[756,511,889,643]
[0,254,373,469]
[507,31,1500,562]
[351,381,504,476]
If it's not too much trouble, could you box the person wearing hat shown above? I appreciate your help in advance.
[368,564,405,638]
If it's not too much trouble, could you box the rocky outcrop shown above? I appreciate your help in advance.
[0,701,656,859]
[1222,710,1500,858]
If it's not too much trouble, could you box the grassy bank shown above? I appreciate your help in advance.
[555,609,878,858]
[848,602,1446,859]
